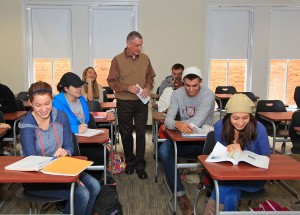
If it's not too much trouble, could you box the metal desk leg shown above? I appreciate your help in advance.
[110,123,114,175]
[154,121,158,183]
[70,182,75,215]
[104,142,107,184]
[215,97,223,120]
[214,180,220,215]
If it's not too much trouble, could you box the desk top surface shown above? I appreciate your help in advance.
[165,128,206,142]
[0,128,9,138]
[100,102,117,109]
[152,112,166,122]
[0,156,79,183]
[257,112,293,121]
[215,94,233,99]
[106,94,115,100]
[76,128,109,144]
[294,127,300,133]
[199,154,300,180]
[3,111,27,121]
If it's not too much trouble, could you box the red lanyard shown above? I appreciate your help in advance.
[38,124,61,156]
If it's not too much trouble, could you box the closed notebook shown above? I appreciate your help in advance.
[5,156,93,176]
[41,156,93,176]
[91,112,108,119]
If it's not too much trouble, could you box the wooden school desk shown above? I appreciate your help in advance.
[257,112,293,154]
[199,154,300,215]
[164,128,206,214]
[90,112,116,173]
[100,102,119,144]
[106,94,116,100]
[3,111,27,156]
[76,128,110,184]
[0,128,9,138]
[0,156,81,215]
[152,112,166,182]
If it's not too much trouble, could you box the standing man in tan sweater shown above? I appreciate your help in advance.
[107,31,156,180]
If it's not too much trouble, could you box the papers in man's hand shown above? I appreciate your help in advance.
[136,84,150,104]
[181,123,213,137]
[205,142,270,169]
[5,156,93,176]
[76,129,104,137]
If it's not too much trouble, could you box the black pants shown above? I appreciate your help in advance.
[117,99,148,170]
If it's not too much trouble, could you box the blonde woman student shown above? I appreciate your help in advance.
[82,67,104,103]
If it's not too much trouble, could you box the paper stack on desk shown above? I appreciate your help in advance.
[76,129,104,137]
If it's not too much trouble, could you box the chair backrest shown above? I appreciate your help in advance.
[237,92,257,102]
[215,86,237,110]
[0,111,5,123]
[16,91,29,101]
[294,86,300,109]
[103,87,114,102]
[255,100,287,135]
[16,99,25,111]
[203,131,216,155]
[72,133,81,156]
[87,101,102,112]
[215,86,237,94]
[289,111,300,153]
[88,113,97,129]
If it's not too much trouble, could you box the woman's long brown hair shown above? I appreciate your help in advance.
[221,113,257,150]
[82,67,99,99]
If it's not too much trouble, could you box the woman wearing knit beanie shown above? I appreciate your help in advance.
[205,94,271,214]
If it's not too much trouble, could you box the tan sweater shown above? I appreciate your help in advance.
[107,48,156,100]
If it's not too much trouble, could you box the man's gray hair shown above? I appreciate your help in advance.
[127,31,143,42]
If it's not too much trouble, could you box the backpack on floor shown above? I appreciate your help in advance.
[94,185,123,215]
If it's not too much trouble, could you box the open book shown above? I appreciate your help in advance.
[76,129,104,137]
[181,123,213,137]
[205,142,270,169]
[91,112,108,119]
[5,156,93,176]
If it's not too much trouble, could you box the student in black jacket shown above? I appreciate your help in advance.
[0,83,17,113]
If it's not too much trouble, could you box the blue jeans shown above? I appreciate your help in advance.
[27,172,100,215]
[159,139,204,194]
[211,180,266,211]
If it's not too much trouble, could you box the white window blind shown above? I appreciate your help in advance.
[30,8,72,58]
[209,8,252,59]
[270,8,300,59]
[91,5,136,59]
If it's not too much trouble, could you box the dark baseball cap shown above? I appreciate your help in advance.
[60,72,86,88]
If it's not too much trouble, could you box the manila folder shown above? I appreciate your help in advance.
[41,157,93,176]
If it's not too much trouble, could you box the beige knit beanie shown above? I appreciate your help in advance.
[225,93,255,113]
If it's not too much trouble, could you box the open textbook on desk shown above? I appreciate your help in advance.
[5,156,93,176]
[205,142,270,169]
[181,123,213,137]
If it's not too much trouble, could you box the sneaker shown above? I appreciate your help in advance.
[177,194,193,215]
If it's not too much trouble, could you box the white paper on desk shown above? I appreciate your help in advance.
[136,84,150,104]
[76,129,104,137]
[5,156,54,171]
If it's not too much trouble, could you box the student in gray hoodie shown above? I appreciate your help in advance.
[19,81,100,215]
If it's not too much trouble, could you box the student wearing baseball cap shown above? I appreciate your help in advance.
[205,94,270,214]
[53,72,105,179]
[159,66,215,215]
